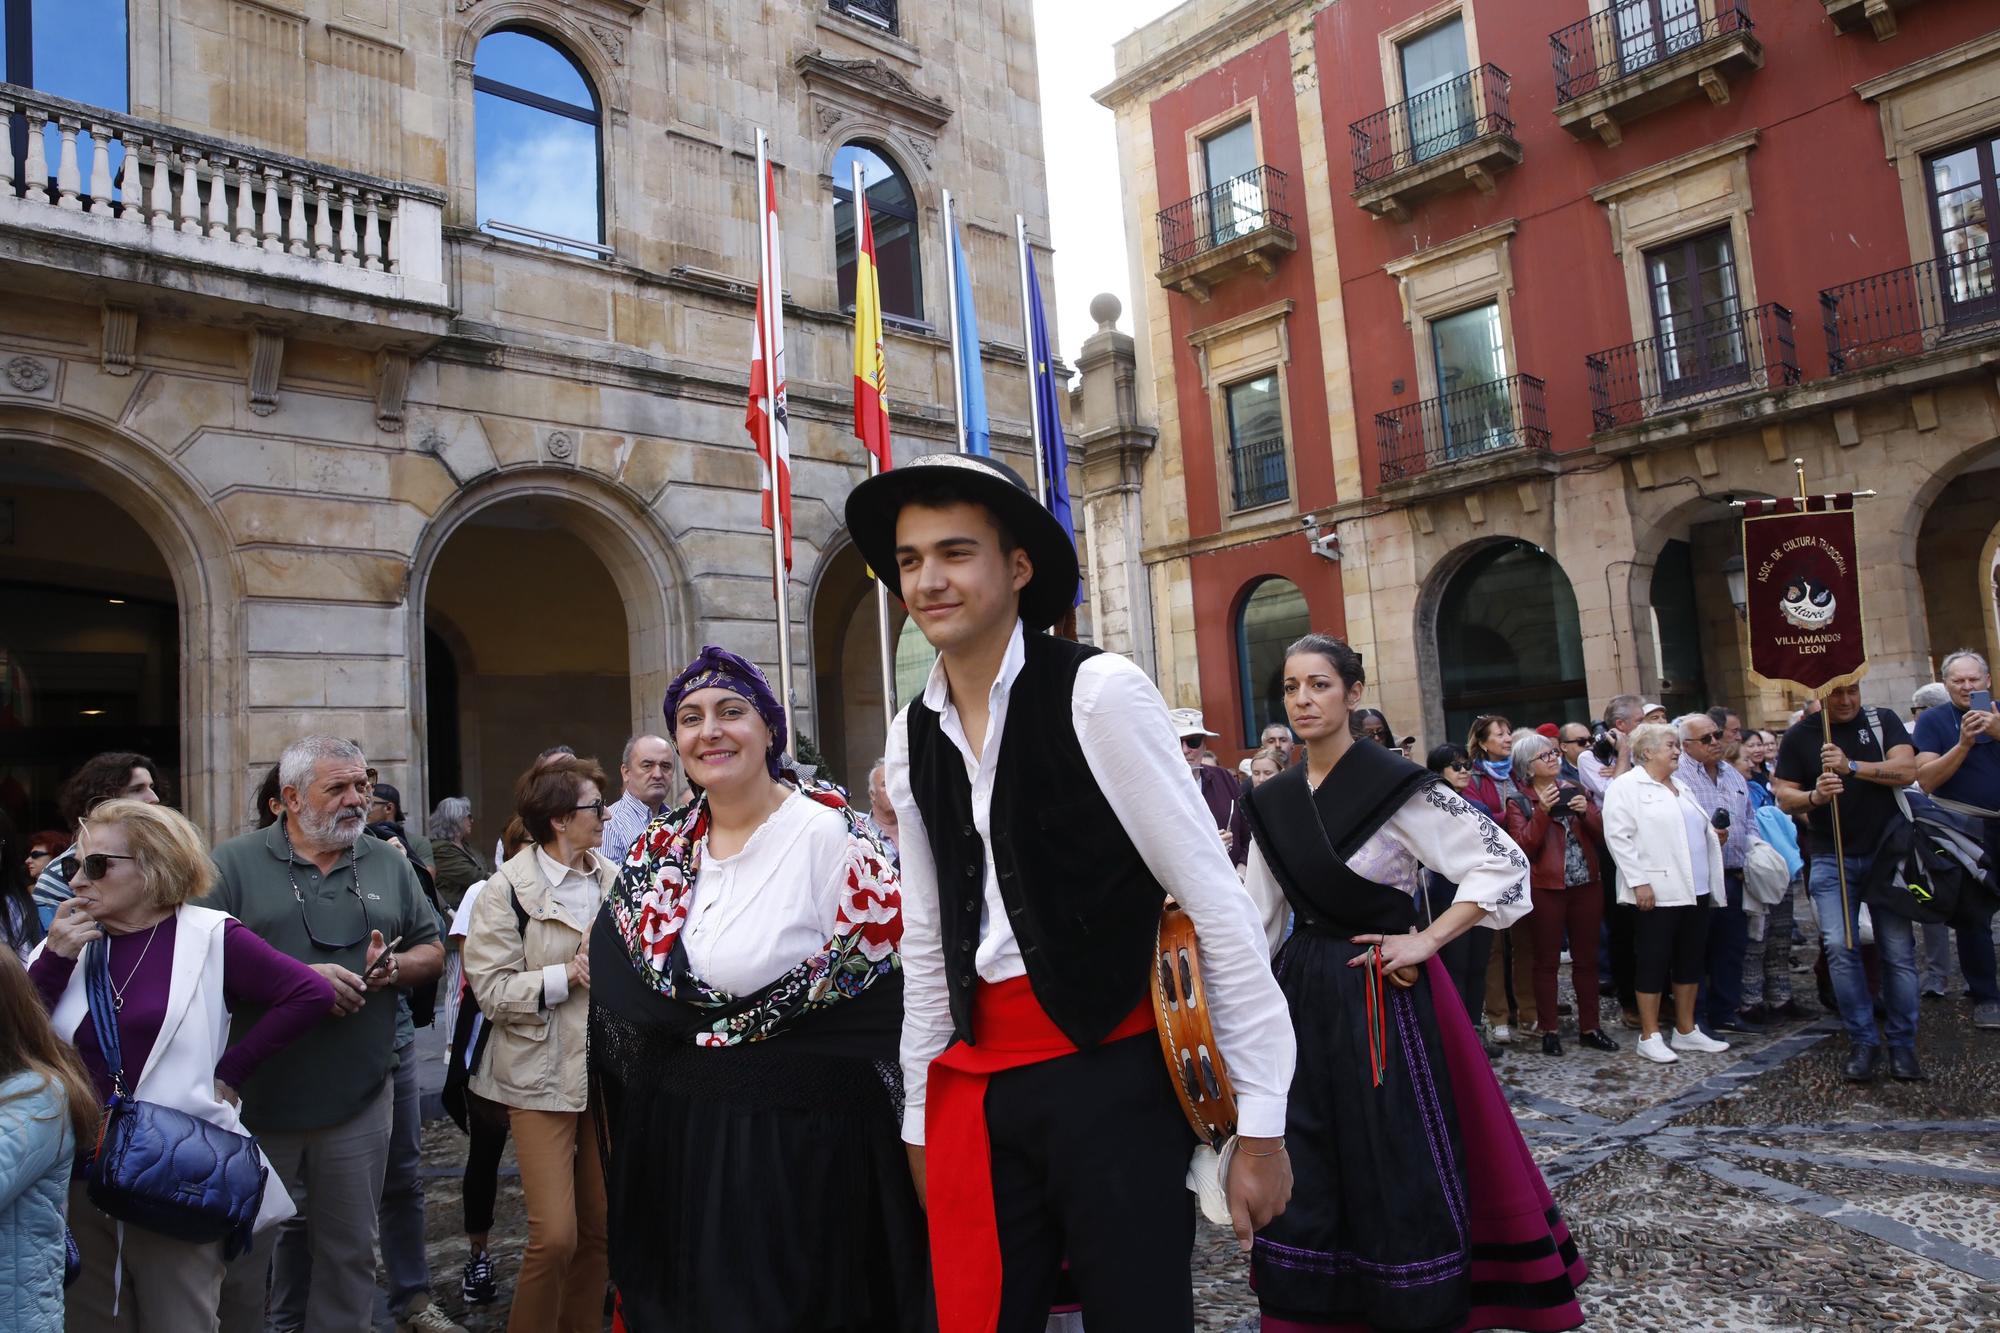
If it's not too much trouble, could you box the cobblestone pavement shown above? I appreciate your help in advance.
[402,903,1999,1332]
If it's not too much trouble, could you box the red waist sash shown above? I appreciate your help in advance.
[925,977,1154,1333]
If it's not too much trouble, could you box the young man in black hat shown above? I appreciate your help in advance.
[846,453,1295,1333]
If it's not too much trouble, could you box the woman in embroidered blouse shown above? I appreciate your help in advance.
[1240,634,1586,1333]
[591,646,920,1332]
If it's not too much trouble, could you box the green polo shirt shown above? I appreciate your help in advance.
[207,818,440,1134]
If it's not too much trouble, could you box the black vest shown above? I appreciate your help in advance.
[905,632,1165,1049]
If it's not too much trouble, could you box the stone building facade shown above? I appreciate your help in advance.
[1098,0,2000,758]
[0,0,1071,850]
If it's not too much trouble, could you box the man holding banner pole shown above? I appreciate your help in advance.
[1744,467,1922,1082]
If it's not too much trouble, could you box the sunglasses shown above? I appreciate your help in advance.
[1181,736,1203,749]
[1445,761,1470,772]
[1689,731,1720,744]
[79,852,137,880]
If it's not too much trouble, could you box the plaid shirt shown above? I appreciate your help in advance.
[1676,753,1753,870]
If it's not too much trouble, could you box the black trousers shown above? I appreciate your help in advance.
[461,1091,510,1237]
[985,1031,1197,1333]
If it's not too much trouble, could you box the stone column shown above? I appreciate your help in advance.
[1071,293,1159,677]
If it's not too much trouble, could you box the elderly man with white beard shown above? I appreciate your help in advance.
[209,735,445,1333]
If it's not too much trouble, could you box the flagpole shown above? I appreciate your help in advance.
[1796,456,1855,951]
[1015,214,1048,506]
[856,158,897,737]
[942,189,969,454]
[757,128,796,748]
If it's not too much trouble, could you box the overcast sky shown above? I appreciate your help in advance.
[1033,0,1185,365]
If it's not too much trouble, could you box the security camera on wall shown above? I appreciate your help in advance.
[1300,513,1341,563]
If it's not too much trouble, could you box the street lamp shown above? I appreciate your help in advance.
[1723,553,1747,620]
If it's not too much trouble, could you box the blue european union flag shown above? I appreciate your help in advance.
[951,221,990,456]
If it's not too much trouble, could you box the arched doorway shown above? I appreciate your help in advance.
[0,457,179,832]
[1235,578,1310,749]
[1915,448,2000,677]
[422,498,632,855]
[810,541,906,792]
[1434,540,1586,743]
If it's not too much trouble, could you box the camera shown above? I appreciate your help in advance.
[1711,808,1731,831]
[1591,726,1617,767]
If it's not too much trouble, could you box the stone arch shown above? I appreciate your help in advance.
[1906,434,2000,682]
[0,404,245,839]
[1418,536,1587,746]
[1230,575,1311,747]
[805,531,906,790]
[405,467,694,819]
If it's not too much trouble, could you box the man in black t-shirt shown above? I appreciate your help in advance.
[1772,684,1921,1083]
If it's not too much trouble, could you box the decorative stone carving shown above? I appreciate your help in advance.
[454,0,483,11]
[102,306,139,376]
[419,426,448,454]
[4,356,50,392]
[375,349,411,433]
[247,328,284,416]
[586,22,626,65]
[794,48,952,133]
[546,429,575,460]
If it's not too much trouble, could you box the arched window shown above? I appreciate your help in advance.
[1236,578,1310,745]
[834,142,923,322]
[1435,540,1586,744]
[473,28,604,256]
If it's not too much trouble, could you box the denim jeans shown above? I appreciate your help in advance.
[1955,908,2000,1005]
[1808,853,1918,1050]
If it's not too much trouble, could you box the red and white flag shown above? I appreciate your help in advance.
[746,149,792,568]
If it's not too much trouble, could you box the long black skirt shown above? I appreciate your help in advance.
[1253,927,1473,1333]
[591,991,930,1331]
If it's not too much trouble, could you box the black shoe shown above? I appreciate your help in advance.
[1483,1041,1501,1060]
[1775,999,1816,1020]
[460,1250,497,1306]
[1556,1002,1574,1017]
[1541,1032,1563,1056]
[1889,1047,1926,1081]
[1739,1003,1774,1025]
[1713,1015,1768,1035]
[1579,1029,1619,1052]
[1843,1045,1882,1082]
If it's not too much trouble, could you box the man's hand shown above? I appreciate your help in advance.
[1227,1137,1292,1252]
[1814,770,1845,803]
[362,929,400,991]
[45,899,103,960]
[1820,743,1848,775]
[215,1079,241,1108]
[1219,828,1234,851]
[1961,708,1995,748]
[905,1144,926,1209]
[1715,827,1728,847]
[1634,883,1655,912]
[311,963,367,1014]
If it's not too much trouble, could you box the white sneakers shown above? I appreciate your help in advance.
[1635,1033,1678,1063]
[1671,1027,1731,1054]
[1491,1024,1514,1044]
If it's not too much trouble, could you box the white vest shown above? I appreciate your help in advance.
[40,904,294,1233]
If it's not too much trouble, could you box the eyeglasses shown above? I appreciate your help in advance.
[1535,749,1562,761]
[79,853,137,880]
[572,800,607,815]
[282,824,369,951]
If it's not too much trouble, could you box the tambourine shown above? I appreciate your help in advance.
[1152,898,1238,1148]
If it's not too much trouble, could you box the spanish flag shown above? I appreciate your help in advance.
[852,187,892,472]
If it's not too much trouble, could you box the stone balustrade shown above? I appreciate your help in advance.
[0,82,447,312]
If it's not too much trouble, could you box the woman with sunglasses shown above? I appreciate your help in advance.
[461,752,618,1333]
[1240,635,1585,1333]
[589,646,921,1332]
[1421,745,1493,1045]
[26,799,332,1329]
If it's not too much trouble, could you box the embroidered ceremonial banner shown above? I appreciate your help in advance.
[1741,494,1867,695]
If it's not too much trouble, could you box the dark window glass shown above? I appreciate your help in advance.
[1398,16,1472,162]
[473,28,603,255]
[1237,579,1310,746]
[1224,374,1287,511]
[833,142,923,322]
[1201,121,1264,247]
[1645,227,1745,394]
[1436,540,1587,745]
[1615,0,1702,76]
[1924,136,1998,320]
[1429,302,1513,458]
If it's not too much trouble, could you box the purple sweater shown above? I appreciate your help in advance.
[30,916,334,1102]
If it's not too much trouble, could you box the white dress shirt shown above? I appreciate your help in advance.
[536,847,605,1007]
[1241,781,1533,956]
[887,621,1295,1144]
[682,790,850,997]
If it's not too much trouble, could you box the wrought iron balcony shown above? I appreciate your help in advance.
[1587,303,1798,431]
[1376,373,1549,486]
[0,83,448,320]
[830,0,898,34]
[1228,431,1289,511]
[1350,65,1519,220]
[1156,166,1295,301]
[1821,0,1919,41]
[1820,245,2000,376]
[1551,3,1761,146]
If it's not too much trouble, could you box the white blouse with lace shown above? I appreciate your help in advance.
[681,789,852,996]
[1243,780,1533,955]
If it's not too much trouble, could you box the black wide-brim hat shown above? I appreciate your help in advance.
[844,453,1080,633]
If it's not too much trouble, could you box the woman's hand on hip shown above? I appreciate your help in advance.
[45,898,103,959]
[1349,929,1437,980]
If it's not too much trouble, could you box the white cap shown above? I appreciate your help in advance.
[1168,707,1219,739]
[1640,700,1666,717]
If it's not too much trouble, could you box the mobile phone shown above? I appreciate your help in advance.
[365,935,404,978]
[1973,689,1994,714]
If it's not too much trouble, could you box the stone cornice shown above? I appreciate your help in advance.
[793,49,951,132]
[1094,0,1318,110]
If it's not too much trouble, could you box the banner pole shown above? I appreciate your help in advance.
[1795,456,1855,951]
[858,158,897,739]
[942,190,969,454]
[758,128,795,749]
[1016,214,1048,506]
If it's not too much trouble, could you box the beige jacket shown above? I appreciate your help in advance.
[463,845,616,1113]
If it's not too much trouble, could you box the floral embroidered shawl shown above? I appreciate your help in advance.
[602,780,902,1046]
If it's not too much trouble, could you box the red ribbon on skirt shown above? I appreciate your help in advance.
[925,976,1155,1333]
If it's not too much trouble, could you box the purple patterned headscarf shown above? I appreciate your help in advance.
[662,645,788,781]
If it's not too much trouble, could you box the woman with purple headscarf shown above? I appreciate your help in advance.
[590,646,926,1331]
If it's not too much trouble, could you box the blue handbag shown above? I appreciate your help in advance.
[81,935,269,1257]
